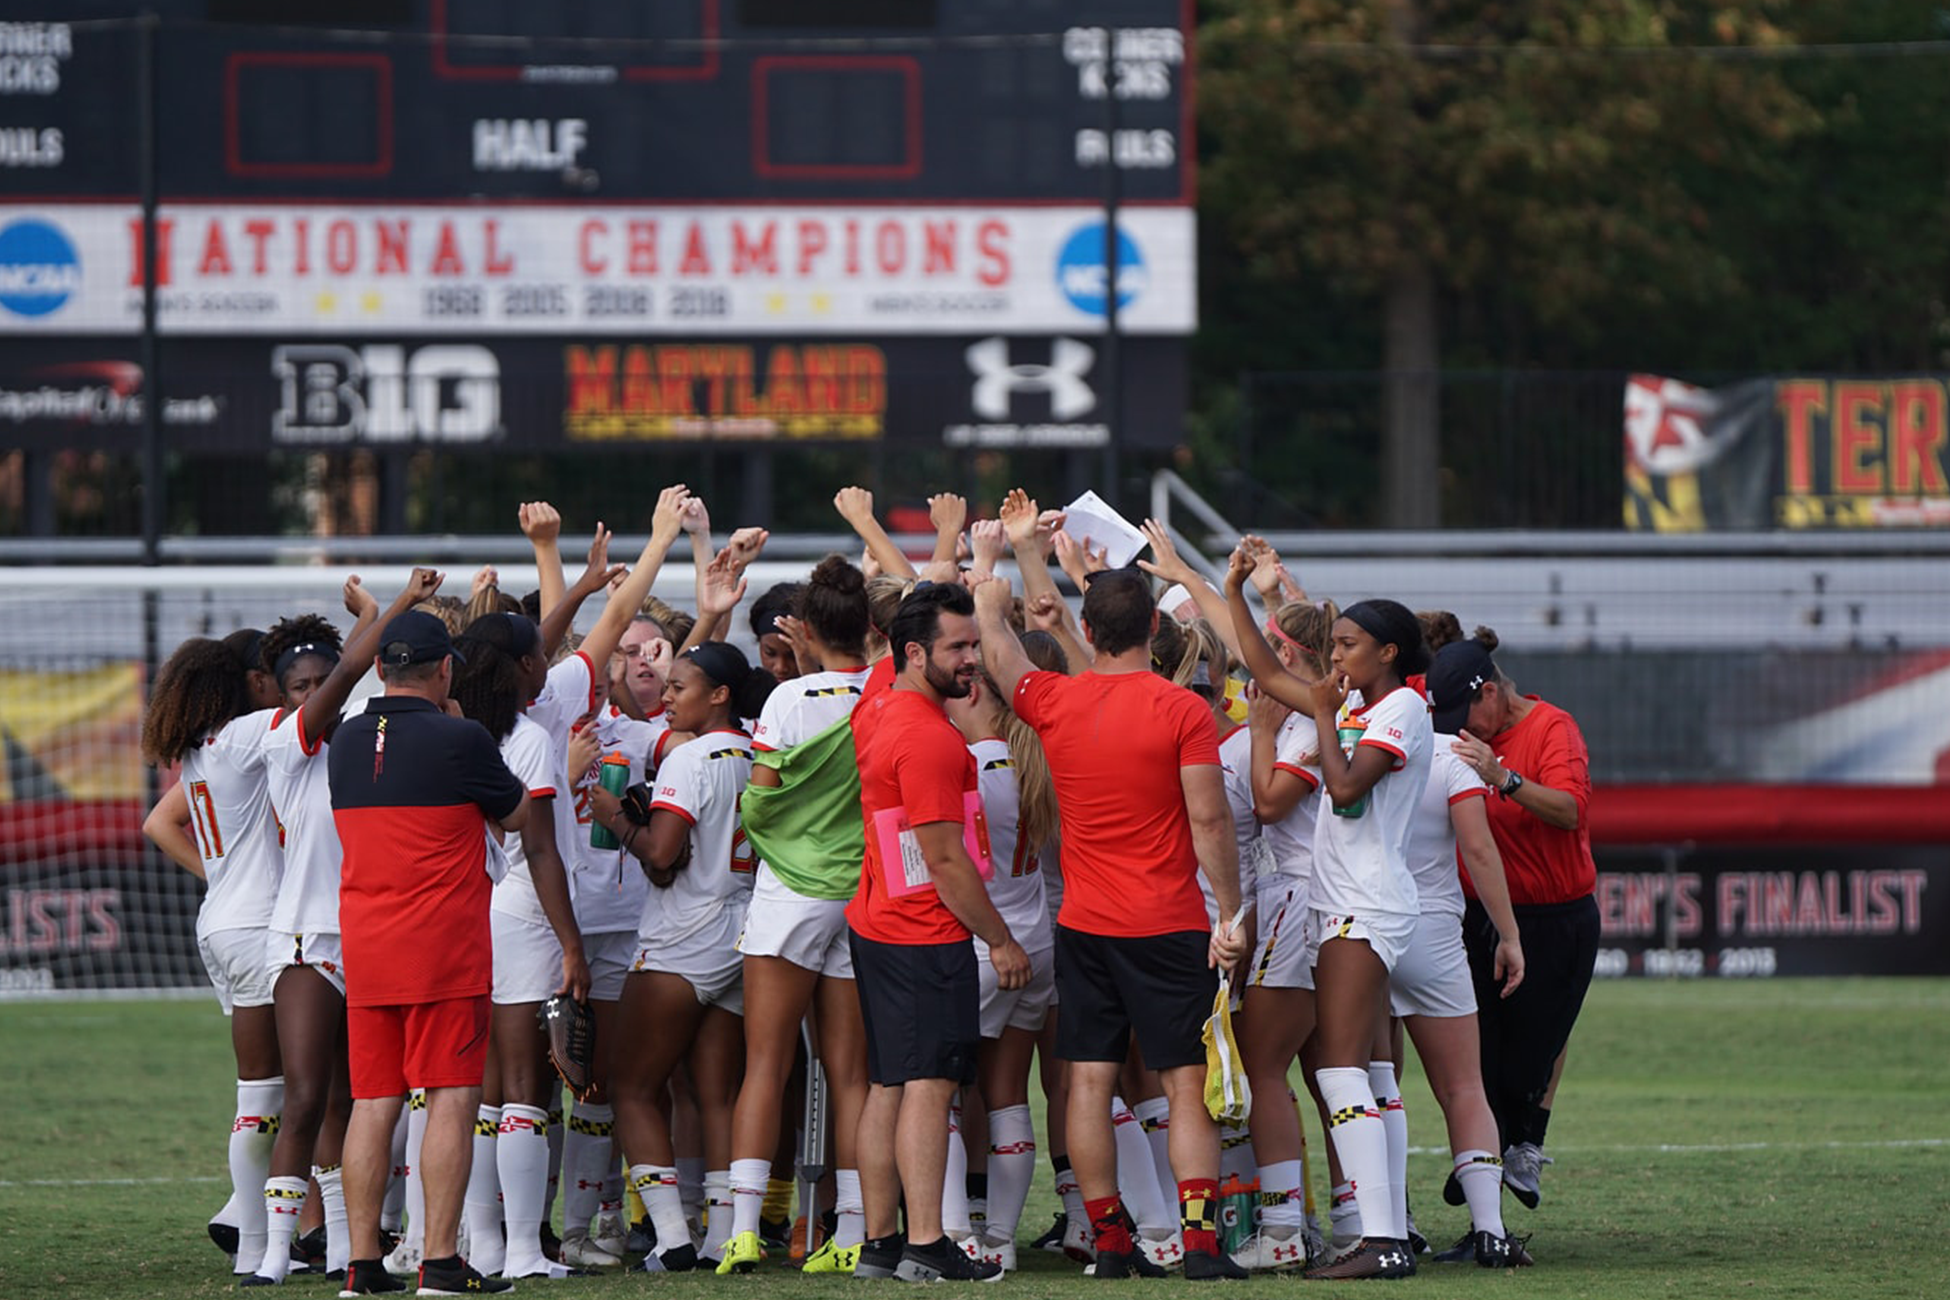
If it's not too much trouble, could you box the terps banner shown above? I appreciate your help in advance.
[1625,373,1950,531]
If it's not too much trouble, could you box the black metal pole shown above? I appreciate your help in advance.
[1100,39,1123,508]
[138,11,163,566]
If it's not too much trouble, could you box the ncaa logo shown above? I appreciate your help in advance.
[1054,222,1146,317]
[0,217,79,317]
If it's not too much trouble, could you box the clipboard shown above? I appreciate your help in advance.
[873,792,994,898]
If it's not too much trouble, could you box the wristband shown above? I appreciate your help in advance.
[1498,770,1524,799]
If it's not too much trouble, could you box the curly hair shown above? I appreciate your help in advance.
[800,556,869,659]
[260,613,343,691]
[1417,609,1465,654]
[451,614,540,741]
[140,637,250,765]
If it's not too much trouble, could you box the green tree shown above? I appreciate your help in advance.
[1198,0,1816,525]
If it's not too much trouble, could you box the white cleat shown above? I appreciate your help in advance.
[382,1239,423,1277]
[1138,1228,1185,1270]
[559,1233,624,1268]
[1229,1226,1311,1272]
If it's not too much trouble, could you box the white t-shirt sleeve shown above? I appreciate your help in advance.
[502,720,559,799]
[1438,745,1489,804]
[650,741,704,826]
[530,652,597,740]
[1272,715,1321,787]
[1358,688,1427,771]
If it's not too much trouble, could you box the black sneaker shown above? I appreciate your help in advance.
[855,1234,905,1280]
[1093,1244,1168,1279]
[416,1255,512,1295]
[895,1237,1001,1282]
[1031,1212,1067,1253]
[1302,1238,1417,1280]
[1183,1249,1248,1281]
[337,1258,407,1296]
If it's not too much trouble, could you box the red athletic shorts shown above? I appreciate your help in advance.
[348,995,491,1099]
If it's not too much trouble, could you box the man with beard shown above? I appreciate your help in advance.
[844,582,1032,1281]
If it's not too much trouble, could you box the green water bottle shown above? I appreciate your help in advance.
[1331,721,1369,818]
[589,753,630,849]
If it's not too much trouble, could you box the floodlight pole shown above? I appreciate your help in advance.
[1100,43,1123,508]
[138,10,163,568]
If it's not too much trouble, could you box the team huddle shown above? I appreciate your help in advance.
[140,485,1601,1293]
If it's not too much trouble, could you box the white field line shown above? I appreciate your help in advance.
[6,1137,1946,1188]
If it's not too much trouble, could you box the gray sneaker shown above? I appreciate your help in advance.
[1502,1142,1545,1209]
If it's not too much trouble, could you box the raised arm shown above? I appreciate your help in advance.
[1224,545,1317,714]
[834,486,915,580]
[998,489,1062,604]
[686,548,748,651]
[575,486,692,670]
[927,492,967,570]
[971,574,1037,702]
[1136,519,1242,657]
[299,568,442,743]
[519,501,566,622]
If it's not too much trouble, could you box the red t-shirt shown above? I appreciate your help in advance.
[1013,669,1220,937]
[845,687,982,946]
[1460,697,1597,907]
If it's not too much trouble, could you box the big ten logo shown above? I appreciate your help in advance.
[272,344,501,444]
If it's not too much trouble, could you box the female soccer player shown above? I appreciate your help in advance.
[141,630,285,1279]
[599,643,774,1274]
[1225,557,1431,1281]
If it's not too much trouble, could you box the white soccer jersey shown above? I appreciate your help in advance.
[1215,725,1261,913]
[968,737,1053,960]
[567,706,665,935]
[1260,713,1323,882]
[263,707,342,937]
[1309,685,1430,920]
[491,714,570,928]
[181,707,282,938]
[1404,733,1490,919]
[750,665,871,752]
[643,729,756,946]
[527,651,603,742]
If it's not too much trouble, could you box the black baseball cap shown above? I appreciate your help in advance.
[1426,640,1495,734]
[378,610,465,668]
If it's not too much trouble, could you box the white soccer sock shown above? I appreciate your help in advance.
[562,1101,615,1239]
[728,1157,770,1240]
[1369,1062,1408,1245]
[230,1077,284,1276]
[1454,1150,1506,1239]
[401,1091,428,1252]
[985,1105,1036,1243]
[464,1105,504,1276]
[1111,1096,1173,1233]
[1132,1096,1177,1220]
[314,1164,350,1274]
[1054,1158,1086,1232]
[630,1164,689,1259]
[701,1171,734,1259]
[1257,1158,1304,1228]
[497,1104,554,1275]
[942,1103,970,1235]
[834,1168,865,1248]
[258,1175,307,1282]
[382,1106,408,1234]
[1330,1180,1361,1240]
[599,1170,625,1232]
[1317,1066,1398,1242]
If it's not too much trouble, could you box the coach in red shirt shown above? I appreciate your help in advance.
[328,611,529,1294]
[973,568,1252,1280]
[845,582,1031,1282]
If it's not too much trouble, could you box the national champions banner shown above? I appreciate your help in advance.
[1625,373,1950,531]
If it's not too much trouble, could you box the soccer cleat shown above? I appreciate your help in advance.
[1184,1249,1249,1281]
[626,1218,655,1256]
[1137,1228,1184,1270]
[799,1237,860,1275]
[1303,1237,1417,1281]
[238,1275,277,1287]
[977,1235,1017,1275]
[895,1237,1003,1282]
[642,1243,698,1273]
[1063,1213,1095,1264]
[383,1239,424,1277]
[559,1233,623,1269]
[337,1258,407,1297]
[713,1229,763,1275]
[1228,1226,1311,1272]
[1406,1220,1429,1256]
[1503,1142,1545,1209]
[1032,1212,1066,1253]
[416,1257,512,1295]
[1093,1244,1168,1279]
[505,1259,585,1279]
[592,1212,629,1261]
[854,1236,904,1281]
[760,1216,791,1251]
[296,1227,329,1273]
[1433,1229,1533,1268]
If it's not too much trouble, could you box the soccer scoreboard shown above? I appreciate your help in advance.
[0,1,1194,451]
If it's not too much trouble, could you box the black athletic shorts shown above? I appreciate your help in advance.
[1054,924,1214,1071]
[847,929,980,1087]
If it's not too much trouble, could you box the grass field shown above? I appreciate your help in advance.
[2,979,1947,1299]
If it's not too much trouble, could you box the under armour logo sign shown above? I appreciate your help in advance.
[966,337,1096,420]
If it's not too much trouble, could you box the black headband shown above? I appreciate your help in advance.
[273,640,338,682]
[1341,601,1396,646]
[681,641,750,688]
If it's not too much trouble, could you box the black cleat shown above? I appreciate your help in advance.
[296,1227,329,1273]
[1303,1237,1417,1280]
[1183,1249,1248,1281]
[416,1256,512,1295]
[1094,1245,1168,1279]
[854,1234,905,1280]
[895,1237,1001,1282]
[645,1242,698,1273]
[1031,1212,1067,1252]
[336,1258,407,1296]
[237,1276,276,1288]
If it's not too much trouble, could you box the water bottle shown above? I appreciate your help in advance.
[589,753,630,849]
[1330,719,1369,819]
